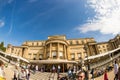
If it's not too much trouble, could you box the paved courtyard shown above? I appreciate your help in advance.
[3,63,115,80]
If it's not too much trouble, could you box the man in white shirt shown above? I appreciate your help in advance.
[114,60,119,80]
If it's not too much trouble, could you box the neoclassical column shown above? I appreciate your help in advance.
[44,46,46,59]
[66,46,69,60]
[57,43,59,59]
[50,43,52,59]
[64,45,67,59]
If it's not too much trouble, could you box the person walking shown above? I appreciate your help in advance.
[0,60,5,80]
[117,67,120,80]
[18,69,26,80]
[57,65,61,73]
[104,70,108,80]
[13,66,19,80]
[114,60,119,80]
[26,68,30,80]
[52,65,56,73]
[90,68,94,79]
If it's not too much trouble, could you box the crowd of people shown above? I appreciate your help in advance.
[0,59,120,80]
[13,65,30,80]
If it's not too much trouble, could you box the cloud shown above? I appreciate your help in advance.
[0,20,5,27]
[77,0,120,35]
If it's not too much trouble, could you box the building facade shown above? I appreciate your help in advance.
[6,35,120,61]
[5,34,120,70]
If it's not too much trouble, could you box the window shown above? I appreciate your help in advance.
[71,53,75,60]
[52,52,57,59]
[104,49,106,52]
[47,52,49,58]
[37,42,39,46]
[39,54,43,60]
[81,40,84,44]
[28,53,31,55]
[70,41,72,45]
[84,52,87,57]
[76,41,79,44]
[77,53,81,59]
[32,43,34,46]
[98,46,100,48]
[103,46,105,48]
[99,50,102,53]
[59,52,63,59]
[106,45,109,47]
[33,54,37,58]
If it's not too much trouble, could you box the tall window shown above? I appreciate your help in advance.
[52,51,57,59]
[76,41,79,44]
[103,46,105,48]
[32,43,34,46]
[77,53,81,59]
[70,41,72,45]
[47,52,49,58]
[71,53,75,60]
[39,54,43,60]
[81,40,84,44]
[28,53,31,59]
[84,52,87,57]
[99,50,102,53]
[37,42,39,46]
[33,54,37,60]
[59,52,63,59]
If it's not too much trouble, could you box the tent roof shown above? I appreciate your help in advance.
[0,51,29,63]
[84,47,120,60]
[30,59,77,64]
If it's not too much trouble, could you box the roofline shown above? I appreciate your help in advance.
[48,35,66,37]
[67,37,94,40]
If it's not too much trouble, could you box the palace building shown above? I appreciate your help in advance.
[5,34,120,71]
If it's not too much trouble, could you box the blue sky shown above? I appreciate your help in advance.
[0,0,120,46]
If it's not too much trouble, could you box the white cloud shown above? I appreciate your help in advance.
[0,20,5,27]
[77,0,120,35]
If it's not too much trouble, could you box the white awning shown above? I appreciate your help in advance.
[0,51,29,63]
[84,47,120,60]
[30,59,77,64]
[18,56,30,63]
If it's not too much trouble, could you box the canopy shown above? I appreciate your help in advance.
[30,59,77,64]
[84,47,120,60]
[0,50,29,63]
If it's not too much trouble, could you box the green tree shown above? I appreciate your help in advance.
[0,42,6,52]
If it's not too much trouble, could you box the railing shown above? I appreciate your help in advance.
[0,52,19,65]
[90,52,120,69]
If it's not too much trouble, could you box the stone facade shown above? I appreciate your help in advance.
[6,34,120,62]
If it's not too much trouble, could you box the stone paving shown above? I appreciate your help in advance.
[94,70,114,80]
[2,63,115,80]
